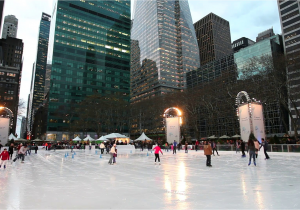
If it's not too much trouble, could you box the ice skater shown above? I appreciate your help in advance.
[241,140,246,157]
[211,141,219,156]
[153,144,163,165]
[0,148,9,169]
[34,144,38,154]
[254,139,260,158]
[260,138,270,160]
[13,145,27,163]
[100,142,105,154]
[108,144,116,165]
[236,140,240,153]
[113,148,117,164]
[173,140,177,154]
[248,138,256,166]
[9,143,14,159]
[185,141,188,153]
[195,140,199,152]
[204,141,212,167]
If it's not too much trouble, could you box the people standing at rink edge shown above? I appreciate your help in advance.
[204,141,212,167]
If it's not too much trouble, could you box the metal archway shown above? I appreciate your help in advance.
[163,107,182,125]
[0,107,14,128]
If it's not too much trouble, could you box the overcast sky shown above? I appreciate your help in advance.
[3,0,281,135]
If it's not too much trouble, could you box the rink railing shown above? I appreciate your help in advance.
[156,144,300,153]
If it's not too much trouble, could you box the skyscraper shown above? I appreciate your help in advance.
[2,15,18,38]
[131,0,200,103]
[256,28,275,42]
[277,0,300,135]
[28,13,51,134]
[46,0,131,140]
[0,1,5,33]
[194,13,232,65]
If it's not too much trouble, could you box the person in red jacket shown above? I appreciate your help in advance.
[153,144,163,165]
[0,148,10,169]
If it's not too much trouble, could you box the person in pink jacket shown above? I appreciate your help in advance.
[153,144,163,165]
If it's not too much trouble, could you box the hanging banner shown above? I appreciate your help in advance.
[239,104,251,142]
[251,103,265,143]
[0,118,10,145]
[166,117,180,144]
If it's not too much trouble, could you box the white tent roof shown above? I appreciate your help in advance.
[97,136,108,141]
[84,135,95,141]
[207,135,217,139]
[135,132,152,141]
[219,135,231,139]
[8,133,17,140]
[104,133,128,139]
[231,134,241,138]
[73,136,82,141]
[32,138,43,142]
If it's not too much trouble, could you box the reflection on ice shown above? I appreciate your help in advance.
[0,150,299,209]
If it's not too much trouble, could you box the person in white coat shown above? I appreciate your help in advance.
[108,144,116,165]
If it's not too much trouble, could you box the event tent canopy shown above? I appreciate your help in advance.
[219,135,231,139]
[135,132,152,141]
[103,133,128,139]
[207,135,217,139]
[84,135,95,141]
[97,136,108,141]
[73,136,82,141]
[32,138,43,142]
[8,133,18,140]
[231,134,241,138]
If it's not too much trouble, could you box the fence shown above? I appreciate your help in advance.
[215,144,300,153]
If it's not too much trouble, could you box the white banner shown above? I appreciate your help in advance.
[251,103,265,143]
[0,118,10,145]
[166,117,180,144]
[239,104,251,142]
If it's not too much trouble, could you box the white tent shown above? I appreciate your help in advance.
[73,136,82,141]
[84,135,95,141]
[32,138,43,142]
[97,136,108,141]
[135,132,152,141]
[231,134,241,138]
[208,135,218,139]
[219,135,230,139]
[103,133,128,139]
[8,133,18,140]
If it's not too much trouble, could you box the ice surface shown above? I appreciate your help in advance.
[0,149,300,209]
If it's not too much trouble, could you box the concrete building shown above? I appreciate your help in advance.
[2,15,18,38]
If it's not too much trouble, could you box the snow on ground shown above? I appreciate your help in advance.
[0,148,299,209]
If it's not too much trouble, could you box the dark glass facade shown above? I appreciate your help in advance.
[28,13,51,133]
[194,13,232,66]
[46,0,130,136]
[131,0,200,103]
[232,37,255,53]
[278,0,300,133]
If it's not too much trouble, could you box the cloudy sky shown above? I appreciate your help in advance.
[3,0,281,134]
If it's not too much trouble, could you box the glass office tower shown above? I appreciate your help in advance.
[28,13,51,132]
[46,0,130,139]
[131,0,200,103]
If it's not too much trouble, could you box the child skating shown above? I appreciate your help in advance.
[153,144,163,165]
[0,148,10,169]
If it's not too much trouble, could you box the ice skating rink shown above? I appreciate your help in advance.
[0,149,299,209]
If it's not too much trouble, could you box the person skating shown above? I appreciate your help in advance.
[185,141,188,153]
[108,144,116,165]
[113,148,117,164]
[34,144,38,154]
[204,141,212,167]
[195,140,199,152]
[100,142,105,154]
[173,140,177,154]
[13,145,27,163]
[254,139,260,158]
[260,138,270,160]
[27,144,31,156]
[236,140,240,153]
[248,138,256,166]
[211,141,219,156]
[241,140,246,157]
[153,144,163,165]
[9,143,14,159]
[0,148,10,169]
[0,143,2,152]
